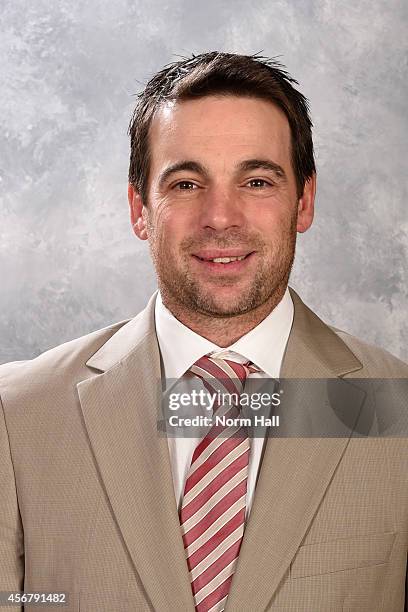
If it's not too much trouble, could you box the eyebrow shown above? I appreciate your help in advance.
[158,161,209,189]
[238,159,286,179]
[157,158,287,189]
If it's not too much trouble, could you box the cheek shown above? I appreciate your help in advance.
[275,196,297,221]
[249,206,297,252]
[146,201,170,239]
[161,205,194,237]
[152,212,188,254]
[251,206,288,234]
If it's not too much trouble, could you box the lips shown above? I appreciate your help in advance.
[191,251,255,272]
[196,255,247,264]
[193,251,254,263]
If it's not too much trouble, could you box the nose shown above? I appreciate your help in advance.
[199,187,245,232]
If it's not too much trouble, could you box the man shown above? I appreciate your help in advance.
[0,52,407,612]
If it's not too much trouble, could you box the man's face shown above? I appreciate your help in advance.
[130,95,315,317]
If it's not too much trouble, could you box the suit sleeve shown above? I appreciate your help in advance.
[0,394,24,609]
[405,550,407,612]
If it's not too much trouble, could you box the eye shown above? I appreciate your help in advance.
[174,180,198,190]
[246,178,273,189]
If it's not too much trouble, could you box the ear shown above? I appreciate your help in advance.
[128,183,148,240]
[296,173,316,233]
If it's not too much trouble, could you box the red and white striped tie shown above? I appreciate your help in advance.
[179,354,259,612]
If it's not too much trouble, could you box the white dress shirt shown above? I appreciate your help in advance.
[154,287,294,519]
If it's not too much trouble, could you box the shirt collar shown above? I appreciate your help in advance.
[155,287,294,380]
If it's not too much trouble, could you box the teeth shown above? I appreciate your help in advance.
[209,255,246,263]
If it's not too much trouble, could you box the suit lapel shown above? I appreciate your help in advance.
[224,288,365,611]
[77,292,195,611]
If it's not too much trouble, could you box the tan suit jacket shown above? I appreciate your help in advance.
[0,287,407,611]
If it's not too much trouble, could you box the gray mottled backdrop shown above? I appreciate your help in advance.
[1,0,407,364]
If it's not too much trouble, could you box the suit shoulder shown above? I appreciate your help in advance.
[0,318,131,392]
[329,326,408,377]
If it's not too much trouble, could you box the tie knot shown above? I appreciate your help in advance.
[190,352,260,396]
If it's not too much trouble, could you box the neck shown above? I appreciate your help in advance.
[160,284,288,347]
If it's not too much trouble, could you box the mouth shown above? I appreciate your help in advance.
[191,251,256,272]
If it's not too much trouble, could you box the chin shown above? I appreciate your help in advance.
[194,293,257,317]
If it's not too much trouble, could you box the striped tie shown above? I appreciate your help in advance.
[179,354,259,612]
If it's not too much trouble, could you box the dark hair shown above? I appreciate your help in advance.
[128,51,315,203]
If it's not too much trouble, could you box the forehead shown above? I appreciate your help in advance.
[148,95,292,169]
